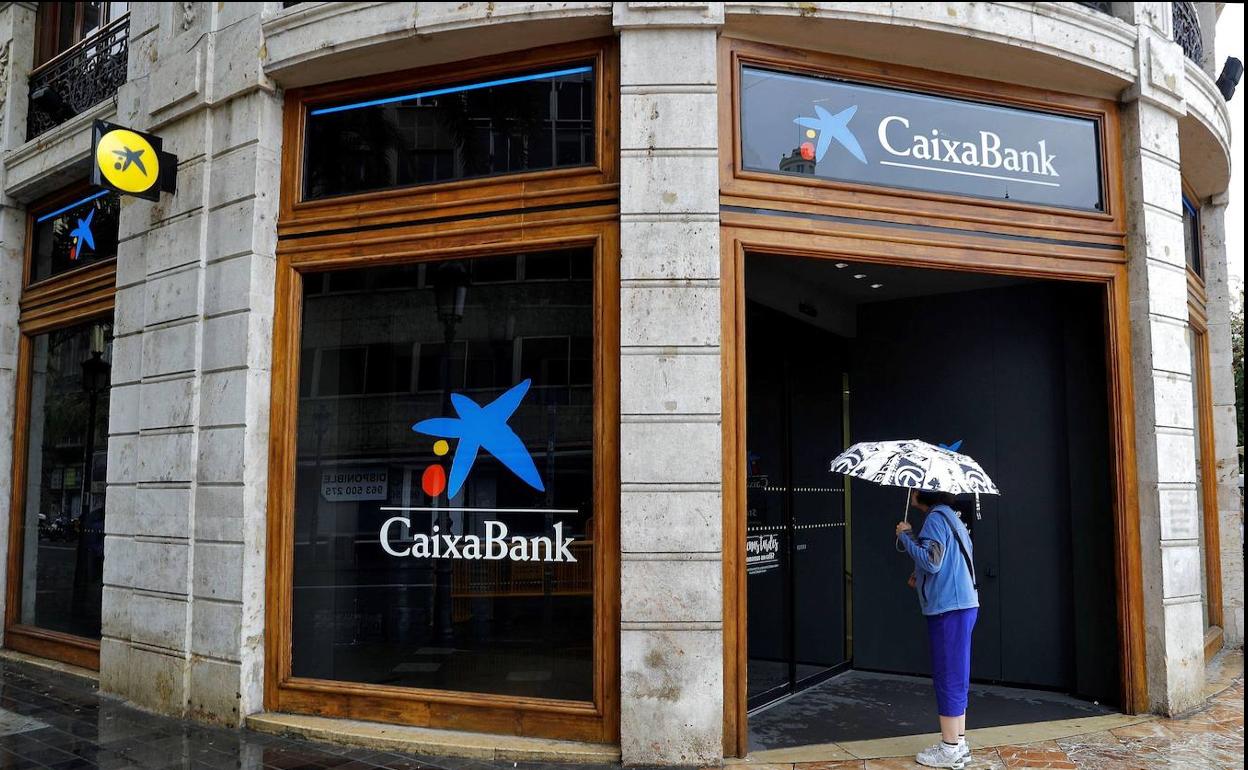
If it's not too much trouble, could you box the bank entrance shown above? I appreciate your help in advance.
[741,253,1122,748]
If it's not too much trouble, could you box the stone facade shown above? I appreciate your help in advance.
[95,3,281,724]
[0,1,1239,765]
[616,4,725,764]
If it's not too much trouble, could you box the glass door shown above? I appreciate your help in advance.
[745,302,849,710]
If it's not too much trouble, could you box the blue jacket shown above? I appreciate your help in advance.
[901,504,979,616]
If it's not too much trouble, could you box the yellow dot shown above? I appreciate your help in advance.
[433,440,449,456]
[805,129,817,139]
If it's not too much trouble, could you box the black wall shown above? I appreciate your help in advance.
[848,281,1118,704]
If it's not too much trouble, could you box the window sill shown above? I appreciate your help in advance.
[246,711,620,761]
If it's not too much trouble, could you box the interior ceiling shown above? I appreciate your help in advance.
[746,253,1031,308]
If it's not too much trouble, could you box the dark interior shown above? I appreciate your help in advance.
[743,253,1120,743]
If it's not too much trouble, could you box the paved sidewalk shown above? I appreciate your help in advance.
[0,652,1241,769]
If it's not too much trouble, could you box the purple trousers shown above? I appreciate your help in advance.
[926,606,978,717]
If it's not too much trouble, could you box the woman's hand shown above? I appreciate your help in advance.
[896,521,913,538]
[907,572,917,589]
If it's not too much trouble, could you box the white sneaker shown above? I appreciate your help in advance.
[916,739,968,768]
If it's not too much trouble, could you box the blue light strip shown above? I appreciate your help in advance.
[309,65,593,117]
[35,190,109,223]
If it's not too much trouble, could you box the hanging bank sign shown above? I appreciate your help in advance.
[740,67,1104,211]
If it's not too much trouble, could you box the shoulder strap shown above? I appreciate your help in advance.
[935,507,977,589]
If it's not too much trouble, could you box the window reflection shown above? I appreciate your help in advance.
[303,65,595,200]
[20,319,112,639]
[30,190,120,283]
[290,251,595,701]
[1182,197,1202,278]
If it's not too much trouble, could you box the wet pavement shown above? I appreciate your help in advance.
[748,670,1116,749]
[0,657,605,770]
[0,652,1241,769]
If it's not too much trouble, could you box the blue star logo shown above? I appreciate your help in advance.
[68,208,96,260]
[412,379,545,498]
[794,104,868,164]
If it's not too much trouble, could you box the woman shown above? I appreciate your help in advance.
[896,488,979,768]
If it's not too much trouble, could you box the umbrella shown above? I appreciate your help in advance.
[829,439,1000,523]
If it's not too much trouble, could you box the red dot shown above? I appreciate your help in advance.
[421,464,447,497]
[800,142,815,161]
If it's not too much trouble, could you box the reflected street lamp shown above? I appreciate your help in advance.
[73,323,110,621]
[431,262,469,644]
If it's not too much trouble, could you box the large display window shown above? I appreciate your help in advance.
[290,252,596,701]
[6,183,118,670]
[268,41,619,743]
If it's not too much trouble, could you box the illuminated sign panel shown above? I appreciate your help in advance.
[741,66,1104,211]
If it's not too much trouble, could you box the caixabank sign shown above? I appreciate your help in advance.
[378,379,580,563]
[740,66,1104,211]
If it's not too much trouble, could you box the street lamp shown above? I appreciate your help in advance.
[433,262,469,328]
[431,261,469,643]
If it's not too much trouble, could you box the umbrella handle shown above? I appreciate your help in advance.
[896,489,910,553]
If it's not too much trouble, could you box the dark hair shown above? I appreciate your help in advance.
[914,489,956,508]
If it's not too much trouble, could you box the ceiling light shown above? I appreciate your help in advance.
[870,283,884,289]
[834,262,849,269]
[853,274,867,279]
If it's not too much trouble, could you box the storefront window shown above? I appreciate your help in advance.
[303,64,596,200]
[1182,196,1202,278]
[18,319,112,639]
[29,189,120,284]
[290,250,595,701]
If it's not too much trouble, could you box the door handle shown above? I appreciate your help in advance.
[986,564,998,579]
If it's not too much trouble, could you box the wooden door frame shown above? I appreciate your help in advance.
[5,182,118,671]
[720,224,1146,756]
[717,37,1144,758]
[1187,281,1225,660]
[265,39,620,744]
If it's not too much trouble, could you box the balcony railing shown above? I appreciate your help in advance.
[1172,1,1204,66]
[27,15,130,141]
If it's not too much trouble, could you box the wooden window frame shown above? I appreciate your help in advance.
[4,181,118,671]
[278,38,619,240]
[717,38,1143,757]
[719,39,1127,246]
[266,41,619,744]
[34,2,129,69]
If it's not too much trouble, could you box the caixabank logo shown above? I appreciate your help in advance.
[378,379,578,563]
[793,99,1063,185]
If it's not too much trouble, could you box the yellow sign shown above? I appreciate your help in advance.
[95,128,158,194]
[91,121,176,201]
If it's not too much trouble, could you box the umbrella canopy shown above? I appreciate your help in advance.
[830,439,1000,496]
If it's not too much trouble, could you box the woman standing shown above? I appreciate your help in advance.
[896,488,979,769]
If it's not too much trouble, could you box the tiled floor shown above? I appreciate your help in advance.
[0,653,1242,769]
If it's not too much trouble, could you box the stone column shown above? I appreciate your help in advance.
[1120,7,1207,715]
[1199,194,1244,647]
[100,1,278,724]
[0,0,37,648]
[614,2,723,764]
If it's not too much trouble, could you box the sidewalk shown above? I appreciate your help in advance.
[0,651,1241,769]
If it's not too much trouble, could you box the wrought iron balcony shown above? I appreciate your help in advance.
[1172,2,1204,66]
[26,15,129,141]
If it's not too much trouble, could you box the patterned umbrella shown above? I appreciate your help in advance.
[829,439,999,522]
